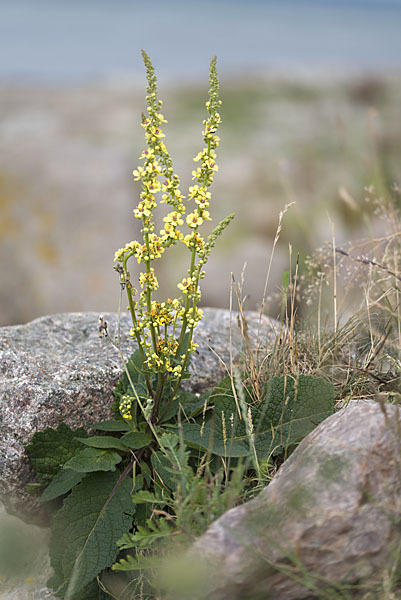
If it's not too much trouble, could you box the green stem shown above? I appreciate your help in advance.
[170,268,201,401]
[176,244,197,356]
[151,371,165,423]
[144,230,159,355]
[122,256,153,398]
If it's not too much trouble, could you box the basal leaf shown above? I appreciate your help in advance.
[182,374,334,459]
[76,436,129,452]
[40,468,84,503]
[48,470,135,599]
[48,577,109,600]
[181,422,250,457]
[177,390,210,419]
[121,431,152,449]
[26,423,88,485]
[70,579,109,600]
[151,450,177,491]
[255,374,334,455]
[63,447,122,473]
[88,419,131,432]
[181,375,249,457]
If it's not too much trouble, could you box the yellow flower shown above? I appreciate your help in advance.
[205,158,218,172]
[133,200,154,219]
[160,222,183,240]
[182,232,205,250]
[200,210,211,221]
[186,212,203,228]
[146,125,165,139]
[139,269,159,290]
[191,167,203,180]
[133,166,146,180]
[145,179,162,194]
[114,247,126,262]
[155,112,168,123]
[193,150,205,163]
[172,364,182,378]
[148,234,165,259]
[177,277,194,293]
[163,211,184,226]
[119,395,133,420]
[139,148,155,160]
[188,185,201,198]
[189,185,211,204]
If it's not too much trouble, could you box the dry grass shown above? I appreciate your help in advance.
[227,186,401,599]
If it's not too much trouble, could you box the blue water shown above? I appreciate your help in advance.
[0,0,401,84]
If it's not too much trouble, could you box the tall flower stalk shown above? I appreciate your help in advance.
[113,51,234,425]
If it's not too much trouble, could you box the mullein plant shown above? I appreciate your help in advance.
[113,50,234,425]
[25,53,335,599]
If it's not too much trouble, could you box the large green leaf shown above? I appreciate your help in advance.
[63,447,122,473]
[181,376,249,457]
[121,431,153,449]
[48,470,135,599]
[26,423,88,484]
[40,469,84,503]
[88,419,131,432]
[61,577,109,600]
[176,390,209,419]
[182,422,250,457]
[255,374,334,455]
[76,436,129,452]
[151,450,178,491]
[182,375,334,459]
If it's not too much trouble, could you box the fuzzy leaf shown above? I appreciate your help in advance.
[88,419,131,432]
[255,374,334,455]
[26,424,88,484]
[76,436,129,452]
[63,447,122,473]
[182,375,334,458]
[151,450,177,492]
[40,469,84,503]
[121,431,152,449]
[182,422,250,457]
[177,390,209,419]
[62,578,109,600]
[48,470,135,599]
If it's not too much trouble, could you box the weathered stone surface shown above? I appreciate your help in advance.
[180,401,401,600]
[0,308,279,523]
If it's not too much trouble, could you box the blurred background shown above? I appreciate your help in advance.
[0,0,400,326]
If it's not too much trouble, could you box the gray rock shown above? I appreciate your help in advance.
[0,308,279,523]
[178,401,401,600]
